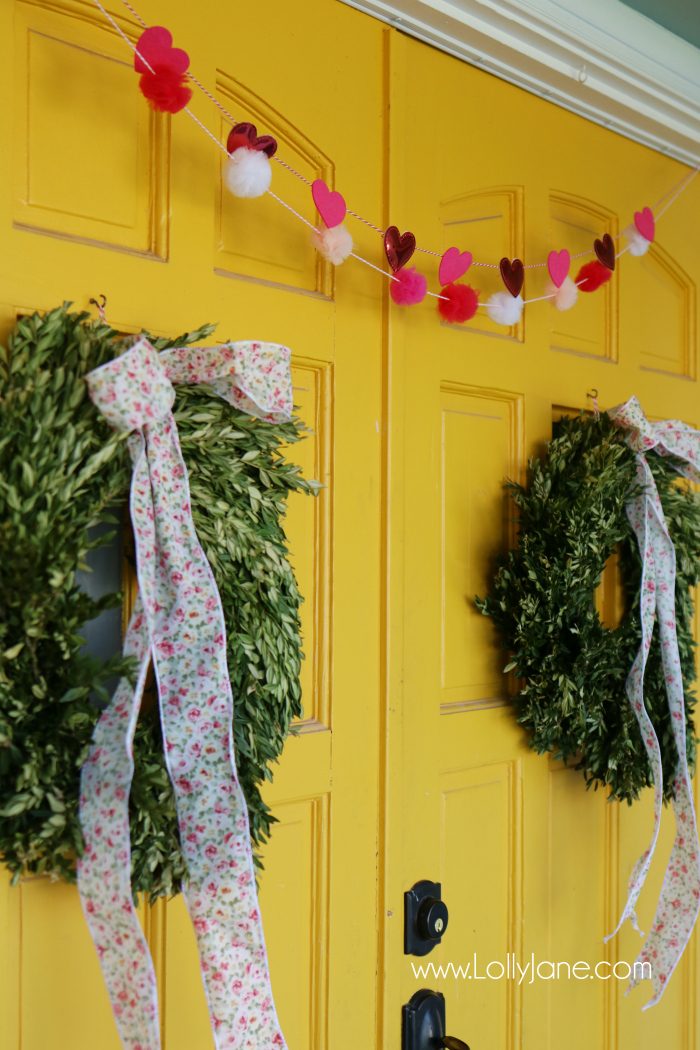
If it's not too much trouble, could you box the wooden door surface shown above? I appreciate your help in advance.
[0,1,384,1047]
[382,27,700,1050]
[1,3,700,1049]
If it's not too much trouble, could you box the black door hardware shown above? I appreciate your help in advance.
[401,989,470,1050]
[404,880,449,956]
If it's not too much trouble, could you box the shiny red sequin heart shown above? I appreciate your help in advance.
[499,257,524,297]
[594,233,616,271]
[226,122,278,158]
[384,226,416,273]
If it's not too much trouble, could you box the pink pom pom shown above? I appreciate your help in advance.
[576,260,613,292]
[390,267,427,306]
[311,224,353,265]
[438,283,479,323]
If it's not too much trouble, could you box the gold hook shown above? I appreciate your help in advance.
[89,294,108,322]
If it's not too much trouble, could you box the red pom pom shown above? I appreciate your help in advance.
[575,260,613,293]
[139,69,192,114]
[438,283,479,323]
[390,267,427,306]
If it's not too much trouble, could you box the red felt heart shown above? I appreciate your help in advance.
[226,122,278,159]
[594,233,616,271]
[499,257,524,298]
[135,26,190,75]
[384,226,416,272]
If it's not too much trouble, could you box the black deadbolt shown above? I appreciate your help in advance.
[418,896,449,941]
[405,880,449,956]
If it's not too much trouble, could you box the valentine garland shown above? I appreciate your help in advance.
[91,0,699,328]
[0,305,315,899]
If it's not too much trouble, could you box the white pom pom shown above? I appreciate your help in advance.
[311,224,353,265]
[486,292,524,326]
[225,147,271,198]
[546,276,579,311]
[623,224,652,256]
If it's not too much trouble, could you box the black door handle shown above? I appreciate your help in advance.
[402,990,470,1050]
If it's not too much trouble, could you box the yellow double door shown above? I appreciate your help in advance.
[1,1,699,1048]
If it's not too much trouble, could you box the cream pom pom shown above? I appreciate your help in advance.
[546,276,579,311]
[486,292,524,326]
[623,224,652,256]
[225,147,272,198]
[311,224,353,265]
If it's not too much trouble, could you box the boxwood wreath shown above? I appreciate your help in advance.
[0,305,316,899]
[477,412,700,804]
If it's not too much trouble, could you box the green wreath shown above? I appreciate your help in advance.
[477,412,700,803]
[0,305,316,898]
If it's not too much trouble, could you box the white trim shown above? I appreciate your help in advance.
[339,0,700,165]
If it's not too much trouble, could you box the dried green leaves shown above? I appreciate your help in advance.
[0,305,314,897]
[477,414,700,803]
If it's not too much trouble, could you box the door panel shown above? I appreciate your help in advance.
[12,1,169,256]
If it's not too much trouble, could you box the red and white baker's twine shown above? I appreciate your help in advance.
[93,0,698,310]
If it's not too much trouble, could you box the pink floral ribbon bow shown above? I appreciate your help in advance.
[606,396,700,1007]
[79,337,292,1049]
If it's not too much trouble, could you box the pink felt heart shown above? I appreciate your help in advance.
[135,26,190,75]
[547,249,570,288]
[634,206,655,243]
[311,180,347,229]
[439,247,473,286]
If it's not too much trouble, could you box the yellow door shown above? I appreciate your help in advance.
[0,1,384,1047]
[2,2,700,1049]
[382,28,700,1050]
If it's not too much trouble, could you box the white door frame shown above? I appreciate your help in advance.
[339,0,700,164]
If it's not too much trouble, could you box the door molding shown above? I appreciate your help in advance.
[339,0,700,165]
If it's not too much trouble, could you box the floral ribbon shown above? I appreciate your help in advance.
[605,396,700,1007]
[78,337,291,1049]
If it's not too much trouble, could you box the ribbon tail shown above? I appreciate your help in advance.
[137,413,286,1048]
[77,596,161,1050]
[630,525,700,1007]
[635,785,700,1009]
[606,486,665,946]
[603,642,661,943]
